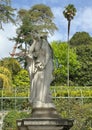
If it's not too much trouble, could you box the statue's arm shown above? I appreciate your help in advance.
[28,39,36,54]
[26,39,37,59]
[43,40,52,67]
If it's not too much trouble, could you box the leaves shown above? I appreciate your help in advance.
[0,66,12,88]
[70,31,92,86]
[13,69,30,88]
[0,57,21,76]
[3,110,30,130]
[29,4,58,35]
[10,4,58,68]
[63,4,77,21]
[76,45,92,86]
[63,4,77,41]
[0,66,11,79]
[0,73,12,89]
[0,0,15,29]
[70,32,92,46]
[51,41,80,85]
[12,4,58,46]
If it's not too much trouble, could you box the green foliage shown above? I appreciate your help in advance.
[71,103,92,130]
[0,67,12,89]
[51,86,92,97]
[63,4,77,40]
[0,57,21,77]
[0,74,12,89]
[70,32,92,46]
[51,41,80,85]
[3,110,19,130]
[2,100,92,130]
[0,0,15,29]
[76,45,92,86]
[1,86,92,130]
[70,31,92,86]
[29,4,58,35]
[0,86,91,111]
[54,99,92,130]
[3,110,31,130]
[13,69,30,88]
[2,87,92,130]
[0,57,23,88]
[1,98,29,111]
[0,86,92,98]
[13,4,57,45]
[0,66,12,80]
[63,4,77,21]
[15,9,33,44]
[11,4,57,68]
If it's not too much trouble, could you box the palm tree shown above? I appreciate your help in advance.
[63,4,77,86]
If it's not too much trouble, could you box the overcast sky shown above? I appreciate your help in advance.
[0,0,92,58]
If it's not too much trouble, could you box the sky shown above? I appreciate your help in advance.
[0,0,92,58]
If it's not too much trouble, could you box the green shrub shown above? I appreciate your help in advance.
[3,110,31,130]
[70,90,81,97]
[53,99,92,130]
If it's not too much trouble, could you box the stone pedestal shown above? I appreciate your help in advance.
[17,108,73,130]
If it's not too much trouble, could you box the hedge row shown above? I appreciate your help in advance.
[0,86,92,97]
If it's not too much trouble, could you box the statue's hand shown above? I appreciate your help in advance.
[27,54,33,59]
[35,62,44,71]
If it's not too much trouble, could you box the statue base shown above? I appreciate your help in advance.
[17,108,74,130]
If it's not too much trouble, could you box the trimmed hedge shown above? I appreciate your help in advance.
[0,86,92,97]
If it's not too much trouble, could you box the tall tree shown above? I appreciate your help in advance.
[0,0,15,29]
[29,4,58,36]
[70,32,92,46]
[63,4,77,86]
[70,32,92,86]
[76,45,92,86]
[14,4,58,46]
[10,4,58,67]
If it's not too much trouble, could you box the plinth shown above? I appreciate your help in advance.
[17,108,74,130]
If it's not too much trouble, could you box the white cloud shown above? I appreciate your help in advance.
[69,7,92,36]
[78,7,92,30]
[48,32,63,42]
[50,7,68,41]
[52,7,67,28]
[0,23,17,59]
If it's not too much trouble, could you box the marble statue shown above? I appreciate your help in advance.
[26,36,54,108]
[16,36,74,130]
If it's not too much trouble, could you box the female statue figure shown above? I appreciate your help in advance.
[26,35,54,108]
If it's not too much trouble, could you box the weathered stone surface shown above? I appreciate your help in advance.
[31,108,59,118]
[17,107,73,130]
[17,117,73,130]
[27,36,54,108]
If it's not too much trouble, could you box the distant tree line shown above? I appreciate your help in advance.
[0,31,92,88]
[52,31,92,86]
